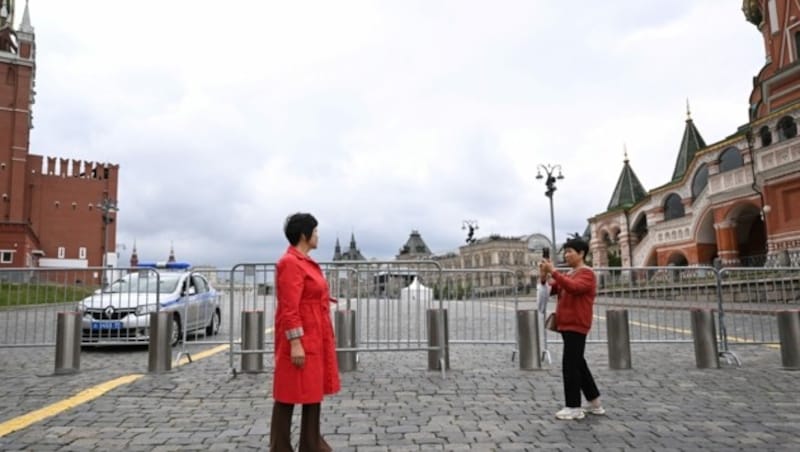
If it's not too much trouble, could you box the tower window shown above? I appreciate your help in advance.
[664,194,685,221]
[777,116,797,141]
[719,147,744,173]
[79,247,87,259]
[0,251,12,264]
[759,125,772,147]
[795,32,800,61]
[691,164,709,199]
[57,247,65,259]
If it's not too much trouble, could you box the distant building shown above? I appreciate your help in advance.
[0,4,120,274]
[433,233,551,294]
[589,2,800,268]
[396,230,432,260]
[332,233,366,261]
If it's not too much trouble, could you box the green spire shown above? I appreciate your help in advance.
[607,146,648,211]
[671,101,707,181]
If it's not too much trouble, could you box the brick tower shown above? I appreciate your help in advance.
[0,1,120,273]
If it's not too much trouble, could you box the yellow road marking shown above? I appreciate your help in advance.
[0,374,143,437]
[596,314,780,348]
[0,327,275,438]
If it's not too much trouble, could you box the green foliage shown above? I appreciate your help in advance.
[0,282,94,308]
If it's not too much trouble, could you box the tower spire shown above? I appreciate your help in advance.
[20,0,33,34]
[129,240,139,267]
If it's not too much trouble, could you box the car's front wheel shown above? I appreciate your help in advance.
[170,315,182,347]
[206,309,221,336]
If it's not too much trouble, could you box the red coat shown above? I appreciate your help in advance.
[550,267,596,335]
[273,246,340,404]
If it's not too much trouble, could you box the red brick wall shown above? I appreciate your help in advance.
[0,37,120,269]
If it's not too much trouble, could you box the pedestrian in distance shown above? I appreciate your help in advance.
[270,213,340,451]
[539,235,605,420]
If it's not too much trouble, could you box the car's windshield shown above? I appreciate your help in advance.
[104,273,182,294]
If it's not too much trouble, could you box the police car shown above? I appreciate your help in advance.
[78,262,221,346]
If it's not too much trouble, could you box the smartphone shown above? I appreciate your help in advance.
[542,247,550,259]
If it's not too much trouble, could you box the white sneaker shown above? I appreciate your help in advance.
[555,407,585,420]
[583,405,606,415]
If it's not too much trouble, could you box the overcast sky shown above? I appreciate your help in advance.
[25,1,763,267]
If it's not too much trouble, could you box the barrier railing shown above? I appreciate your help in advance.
[226,261,446,376]
[716,267,800,348]
[438,269,519,345]
[5,264,800,370]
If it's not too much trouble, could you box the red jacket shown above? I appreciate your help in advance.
[273,246,340,404]
[550,267,596,335]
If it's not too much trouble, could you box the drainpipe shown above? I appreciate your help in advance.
[624,209,633,267]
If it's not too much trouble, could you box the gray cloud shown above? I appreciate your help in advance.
[26,1,762,267]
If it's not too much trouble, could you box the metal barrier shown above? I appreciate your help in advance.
[5,264,800,372]
[776,310,800,370]
[0,267,161,347]
[335,309,357,372]
[715,267,800,351]
[241,310,265,373]
[606,309,631,369]
[516,309,541,370]
[437,269,519,346]
[54,311,81,374]
[690,308,719,369]
[227,261,446,376]
[148,311,172,373]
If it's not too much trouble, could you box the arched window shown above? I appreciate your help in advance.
[691,164,708,198]
[664,193,685,221]
[759,125,772,147]
[632,213,648,243]
[718,147,743,173]
[777,116,798,141]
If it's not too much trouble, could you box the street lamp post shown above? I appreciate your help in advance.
[535,164,564,262]
[96,198,118,286]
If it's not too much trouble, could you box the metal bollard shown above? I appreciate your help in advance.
[54,312,81,375]
[516,310,541,370]
[335,309,357,372]
[427,309,449,371]
[148,311,172,373]
[690,308,719,368]
[606,309,632,369]
[777,310,800,370]
[241,310,265,373]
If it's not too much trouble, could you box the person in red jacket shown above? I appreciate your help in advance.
[539,236,604,421]
[270,213,340,451]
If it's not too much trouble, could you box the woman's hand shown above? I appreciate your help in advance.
[290,338,305,368]
[539,259,554,282]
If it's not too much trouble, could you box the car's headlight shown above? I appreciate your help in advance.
[135,304,159,316]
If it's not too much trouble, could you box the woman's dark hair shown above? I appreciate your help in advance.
[284,213,318,246]
[563,235,590,260]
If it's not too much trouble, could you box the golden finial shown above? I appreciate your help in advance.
[686,98,692,120]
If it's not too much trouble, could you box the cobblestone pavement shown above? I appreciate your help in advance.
[0,342,798,451]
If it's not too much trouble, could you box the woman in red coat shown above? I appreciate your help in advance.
[270,213,340,452]
[540,236,604,421]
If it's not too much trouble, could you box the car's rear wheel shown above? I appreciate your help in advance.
[170,315,182,347]
[206,309,221,336]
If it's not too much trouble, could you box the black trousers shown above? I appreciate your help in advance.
[269,402,332,452]
[561,331,600,408]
